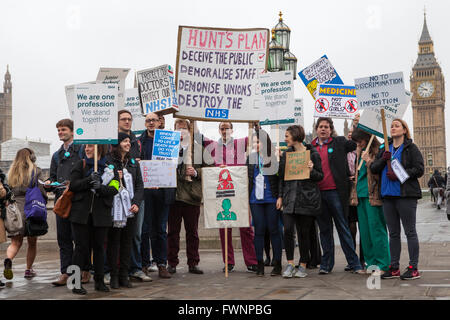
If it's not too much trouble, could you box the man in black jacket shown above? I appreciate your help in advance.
[44,119,88,286]
[428,170,446,210]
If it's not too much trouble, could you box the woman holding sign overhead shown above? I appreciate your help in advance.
[370,119,424,280]
[69,144,119,295]
[277,125,323,279]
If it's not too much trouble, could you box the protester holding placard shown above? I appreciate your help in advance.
[246,129,282,277]
[167,119,213,275]
[311,117,364,275]
[370,119,424,280]
[106,132,144,289]
[118,110,142,159]
[350,128,390,275]
[3,148,48,281]
[196,122,258,273]
[277,125,323,278]
[138,113,175,279]
[69,144,119,295]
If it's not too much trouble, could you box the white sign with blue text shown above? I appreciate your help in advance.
[151,129,181,161]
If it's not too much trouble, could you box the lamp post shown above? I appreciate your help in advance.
[268,29,284,72]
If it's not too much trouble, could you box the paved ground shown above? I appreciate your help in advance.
[0,200,449,300]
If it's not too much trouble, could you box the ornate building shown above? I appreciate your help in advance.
[410,13,447,188]
[0,65,12,158]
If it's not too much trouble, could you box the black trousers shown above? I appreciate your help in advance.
[283,214,316,263]
[71,216,109,282]
[106,217,137,278]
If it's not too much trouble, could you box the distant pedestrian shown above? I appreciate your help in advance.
[428,170,445,210]
[371,119,424,280]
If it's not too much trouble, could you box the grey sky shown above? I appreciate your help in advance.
[0,0,448,165]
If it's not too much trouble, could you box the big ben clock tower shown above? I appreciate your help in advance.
[411,12,447,188]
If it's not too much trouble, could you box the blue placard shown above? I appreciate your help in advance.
[204,108,229,119]
[152,129,181,160]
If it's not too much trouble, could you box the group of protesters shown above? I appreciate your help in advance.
[1,109,443,294]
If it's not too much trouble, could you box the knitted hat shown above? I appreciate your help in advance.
[113,132,131,147]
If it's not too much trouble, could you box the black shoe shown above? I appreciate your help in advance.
[188,266,204,274]
[72,286,87,295]
[271,261,282,276]
[167,265,176,274]
[306,263,318,269]
[344,265,353,272]
[264,257,271,266]
[119,277,133,288]
[0,280,5,288]
[247,265,258,273]
[256,261,265,277]
[95,280,110,292]
[110,275,119,289]
[222,264,234,273]
[3,258,13,280]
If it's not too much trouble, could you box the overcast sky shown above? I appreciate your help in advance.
[0,0,449,165]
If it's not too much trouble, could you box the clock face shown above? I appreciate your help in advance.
[418,81,434,98]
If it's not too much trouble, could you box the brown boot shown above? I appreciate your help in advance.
[52,273,69,286]
[81,271,91,284]
[158,265,171,279]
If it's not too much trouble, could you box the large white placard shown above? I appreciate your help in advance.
[354,72,406,109]
[202,166,249,229]
[140,160,177,188]
[257,71,295,125]
[175,26,269,121]
[65,81,96,118]
[96,68,130,109]
[73,83,118,144]
[357,91,411,139]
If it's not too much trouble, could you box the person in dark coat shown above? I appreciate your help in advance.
[69,144,119,295]
[246,129,281,276]
[427,169,446,210]
[106,133,144,289]
[311,117,364,274]
[371,119,424,280]
[277,125,324,278]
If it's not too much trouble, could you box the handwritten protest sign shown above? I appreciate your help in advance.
[258,71,295,125]
[73,83,118,144]
[151,129,181,161]
[65,81,96,118]
[314,84,358,119]
[202,166,249,228]
[298,55,344,100]
[284,150,310,181]
[354,72,406,109]
[124,88,146,134]
[357,91,411,139]
[96,68,130,109]
[175,26,269,121]
[137,64,179,115]
[140,160,177,188]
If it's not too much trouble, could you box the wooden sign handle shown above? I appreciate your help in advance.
[94,145,98,173]
[357,134,375,171]
[380,109,389,152]
[224,227,228,278]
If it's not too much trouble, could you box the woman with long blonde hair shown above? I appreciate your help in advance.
[3,148,47,280]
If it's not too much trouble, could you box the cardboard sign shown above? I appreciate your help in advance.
[354,72,406,109]
[137,64,179,115]
[298,55,344,99]
[140,160,177,188]
[257,71,295,125]
[314,84,358,119]
[151,129,181,161]
[202,166,249,228]
[96,68,130,109]
[284,150,310,181]
[73,83,118,144]
[357,91,411,139]
[124,88,146,135]
[175,26,269,121]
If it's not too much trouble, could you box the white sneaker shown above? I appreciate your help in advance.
[104,273,110,285]
[294,266,308,278]
[282,264,296,278]
[130,270,152,282]
[147,262,158,272]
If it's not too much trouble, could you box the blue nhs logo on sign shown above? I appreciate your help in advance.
[205,109,229,119]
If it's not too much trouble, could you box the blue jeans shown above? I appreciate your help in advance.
[142,189,169,267]
[129,200,145,274]
[250,203,282,262]
[316,190,362,272]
